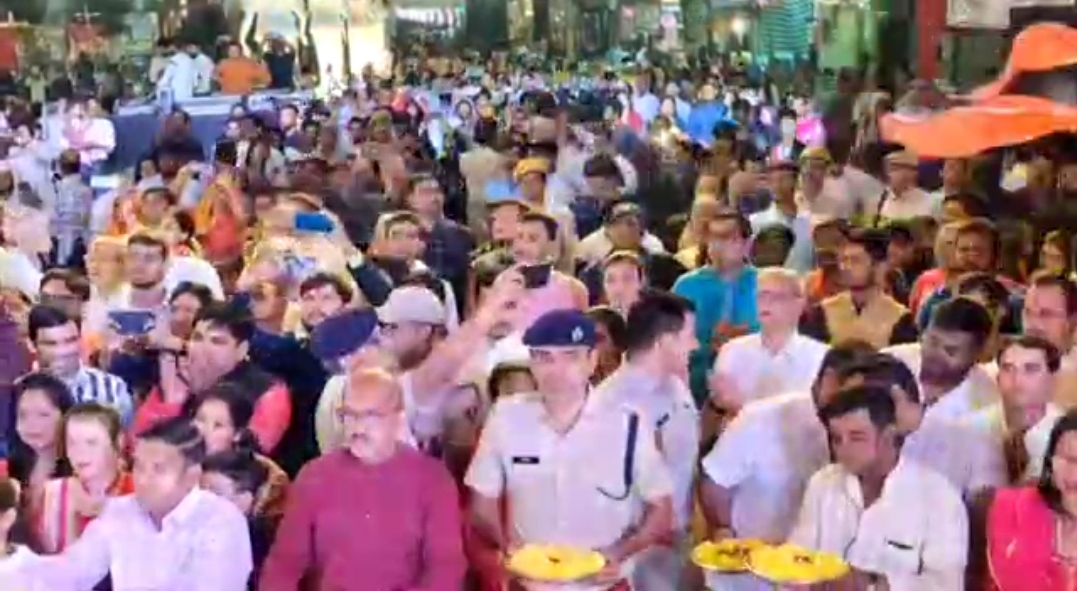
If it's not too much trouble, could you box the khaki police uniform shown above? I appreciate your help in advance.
[466,391,674,591]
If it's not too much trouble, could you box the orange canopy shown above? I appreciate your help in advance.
[880,23,1077,157]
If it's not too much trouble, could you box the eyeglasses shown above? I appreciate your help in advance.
[336,406,399,426]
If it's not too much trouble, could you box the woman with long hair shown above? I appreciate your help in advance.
[37,402,132,555]
[1,374,74,515]
[985,409,1077,589]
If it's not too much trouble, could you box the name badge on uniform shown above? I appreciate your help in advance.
[511,456,540,465]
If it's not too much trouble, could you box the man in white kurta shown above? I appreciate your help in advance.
[789,386,967,591]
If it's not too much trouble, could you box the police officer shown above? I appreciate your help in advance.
[465,309,675,591]
[592,290,700,591]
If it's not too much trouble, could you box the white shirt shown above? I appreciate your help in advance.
[789,458,968,591]
[193,53,216,94]
[715,332,829,406]
[595,365,700,530]
[466,392,672,591]
[878,187,941,222]
[965,402,1064,481]
[883,342,1000,423]
[0,247,43,298]
[61,117,115,165]
[703,392,829,542]
[83,260,224,337]
[7,142,56,208]
[157,53,197,101]
[0,546,41,590]
[8,488,251,591]
[902,417,1007,498]
[842,165,887,214]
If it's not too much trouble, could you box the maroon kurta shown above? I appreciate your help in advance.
[260,447,466,591]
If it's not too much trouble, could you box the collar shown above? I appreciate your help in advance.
[155,486,205,530]
[840,455,907,510]
[610,363,665,397]
[998,402,1062,438]
[60,365,89,389]
[922,373,976,423]
[755,330,801,358]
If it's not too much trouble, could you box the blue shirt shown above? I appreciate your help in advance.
[673,266,760,404]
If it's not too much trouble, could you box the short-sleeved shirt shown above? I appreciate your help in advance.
[465,392,672,590]
[592,365,699,530]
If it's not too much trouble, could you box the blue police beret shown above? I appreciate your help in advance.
[522,309,597,348]
[309,308,379,361]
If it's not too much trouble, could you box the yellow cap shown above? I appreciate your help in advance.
[513,158,551,182]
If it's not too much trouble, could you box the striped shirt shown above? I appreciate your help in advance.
[64,366,135,426]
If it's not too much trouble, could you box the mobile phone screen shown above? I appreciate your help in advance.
[109,310,157,336]
[520,264,552,289]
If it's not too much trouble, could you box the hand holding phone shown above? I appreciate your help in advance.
[519,263,552,289]
[109,310,157,337]
[294,211,336,234]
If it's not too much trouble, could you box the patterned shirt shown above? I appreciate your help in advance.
[65,366,135,427]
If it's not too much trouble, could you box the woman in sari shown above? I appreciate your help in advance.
[37,402,132,555]
[986,409,1077,590]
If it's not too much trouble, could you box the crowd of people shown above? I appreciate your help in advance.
[0,40,1075,591]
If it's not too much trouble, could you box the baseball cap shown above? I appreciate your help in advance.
[376,286,446,325]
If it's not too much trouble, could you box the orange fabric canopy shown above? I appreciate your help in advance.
[881,95,1077,158]
[880,23,1077,157]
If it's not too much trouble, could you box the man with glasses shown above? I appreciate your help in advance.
[711,268,828,413]
[466,308,674,590]
[261,368,466,590]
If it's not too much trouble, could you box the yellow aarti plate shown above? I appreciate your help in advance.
[748,544,850,585]
[691,539,768,572]
[506,544,606,582]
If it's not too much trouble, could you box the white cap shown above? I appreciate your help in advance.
[376,286,446,326]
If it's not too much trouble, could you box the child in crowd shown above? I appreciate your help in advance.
[201,449,275,591]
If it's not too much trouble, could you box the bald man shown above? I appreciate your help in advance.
[260,367,466,591]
